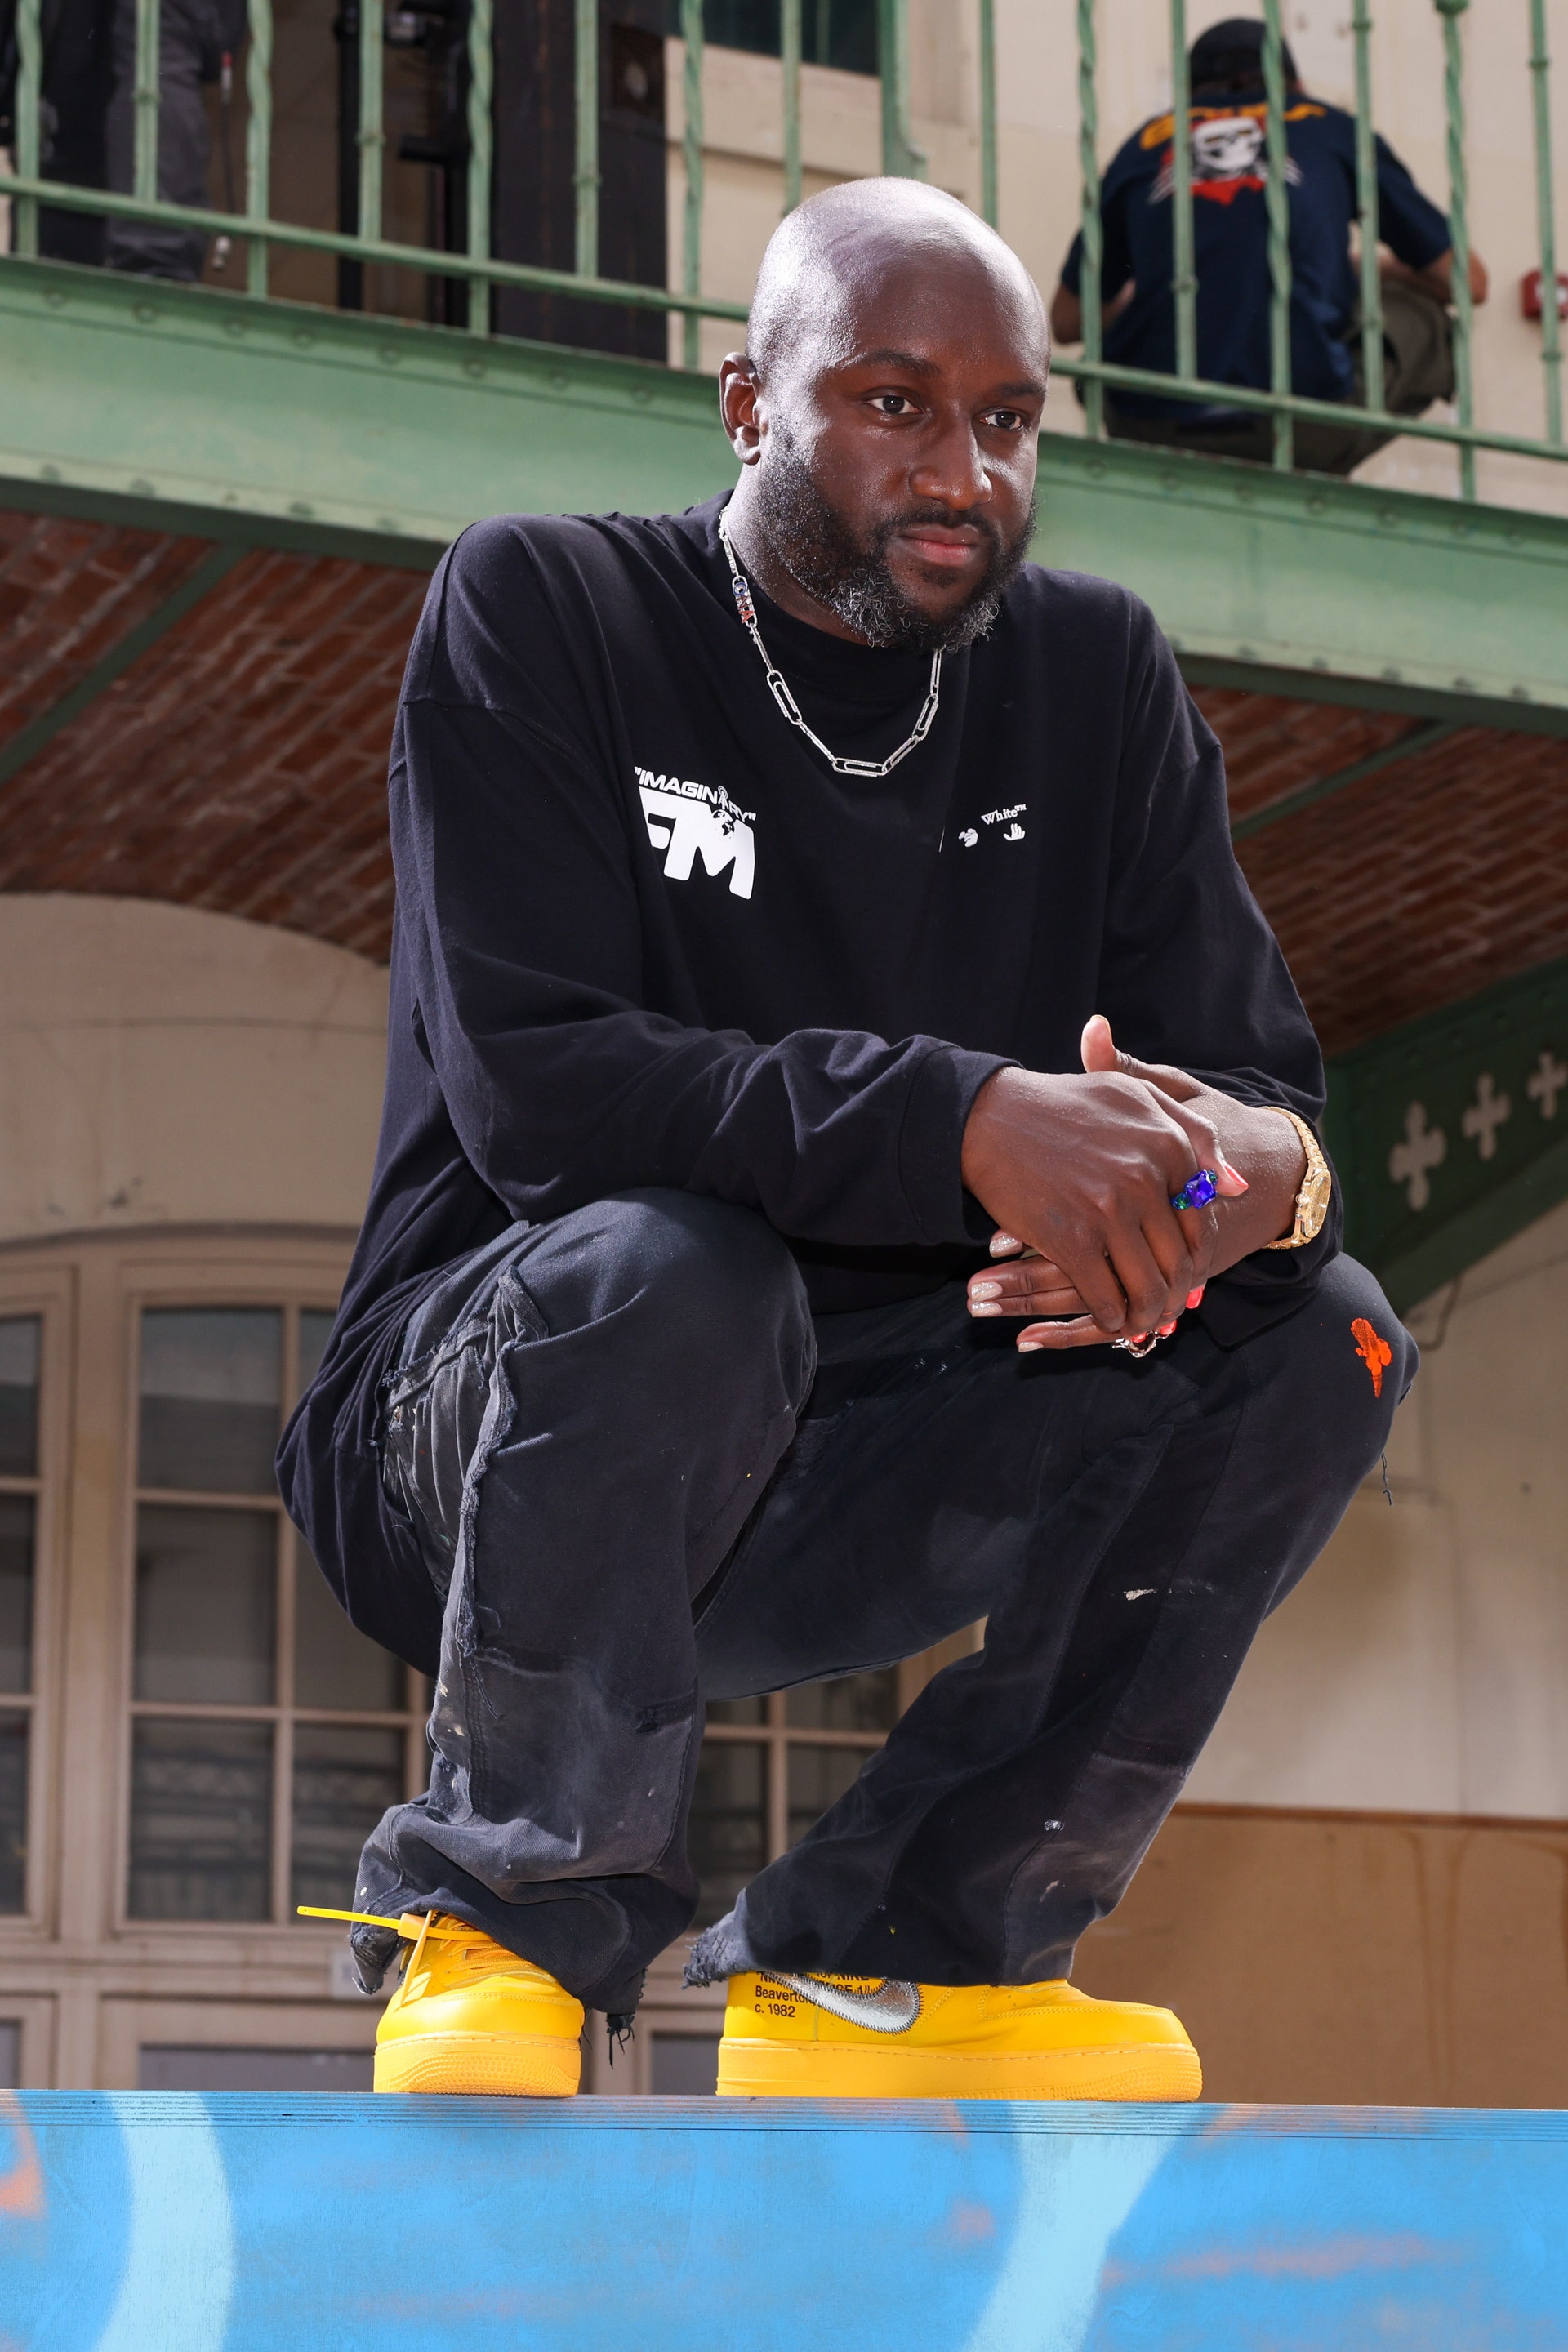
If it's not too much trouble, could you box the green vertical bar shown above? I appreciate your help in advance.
[681,0,703,368]
[466,0,492,333]
[358,0,383,250]
[1352,0,1385,410]
[574,0,599,278]
[245,0,272,296]
[1169,0,1196,383]
[1435,0,1475,497]
[13,0,41,257]
[978,0,998,227]
[1529,0,1562,444]
[1262,0,1294,468]
[134,0,161,203]
[877,0,924,179]
[782,0,803,214]
[1076,0,1103,439]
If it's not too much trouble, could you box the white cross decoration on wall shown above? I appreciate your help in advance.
[1461,1073,1512,1161]
[1527,1049,1567,1120]
[1388,1102,1446,1210]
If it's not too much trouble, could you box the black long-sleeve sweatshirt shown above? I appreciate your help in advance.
[278,493,1339,1671]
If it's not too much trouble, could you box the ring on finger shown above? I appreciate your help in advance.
[1169,1168,1219,1213]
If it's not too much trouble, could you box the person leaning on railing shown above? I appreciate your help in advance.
[1049,16,1489,476]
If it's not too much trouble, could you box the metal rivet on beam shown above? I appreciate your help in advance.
[463,359,485,379]
[293,329,315,349]
[380,346,401,366]
[133,303,156,323]
[290,501,315,518]
[128,477,156,493]
[631,386,652,404]
[39,464,60,481]
[224,319,247,337]
[1307,495,1325,513]
[44,288,65,309]
[1088,461,1106,479]
[1379,509,1399,525]
[550,372,568,389]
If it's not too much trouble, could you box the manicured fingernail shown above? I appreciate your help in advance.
[1219,1158,1250,1192]
[991,1233,1020,1255]
[1187,1285,1205,1309]
[1158,1320,1177,1337]
[969,1301,1000,1316]
[1018,1339,1042,1352]
[1126,1333,1149,1345]
[970,1281,1001,1299]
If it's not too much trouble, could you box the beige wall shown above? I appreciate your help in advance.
[1191,1196,1568,1820]
[0,894,386,1245]
[668,0,1568,515]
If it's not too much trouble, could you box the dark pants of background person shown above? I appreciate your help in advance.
[1102,281,1455,476]
[347,1189,1414,2017]
[104,0,219,278]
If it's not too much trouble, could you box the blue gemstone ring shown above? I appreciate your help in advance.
[1170,1167,1220,1214]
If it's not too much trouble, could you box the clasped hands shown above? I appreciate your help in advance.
[960,1013,1306,1353]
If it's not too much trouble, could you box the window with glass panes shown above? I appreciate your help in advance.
[692,1670,901,1924]
[0,1316,40,1913]
[127,1305,427,1924]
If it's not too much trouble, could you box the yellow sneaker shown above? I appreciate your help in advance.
[716,1971,1201,2100]
[369,1912,585,2096]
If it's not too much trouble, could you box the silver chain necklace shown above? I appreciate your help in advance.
[718,510,942,781]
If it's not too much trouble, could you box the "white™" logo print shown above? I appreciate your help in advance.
[637,765,755,900]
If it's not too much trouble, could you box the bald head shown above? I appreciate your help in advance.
[747,178,1049,390]
[719,180,1049,653]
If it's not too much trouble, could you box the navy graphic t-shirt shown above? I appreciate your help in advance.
[278,497,1338,1664]
[1060,91,1451,416]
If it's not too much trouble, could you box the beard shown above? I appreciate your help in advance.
[751,427,1036,652]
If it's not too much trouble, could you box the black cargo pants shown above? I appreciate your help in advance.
[350,1189,1413,2016]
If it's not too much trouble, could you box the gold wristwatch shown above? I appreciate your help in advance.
[1263,1107,1333,1249]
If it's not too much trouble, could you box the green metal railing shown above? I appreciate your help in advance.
[1,0,1564,489]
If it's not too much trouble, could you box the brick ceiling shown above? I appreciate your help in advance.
[2,508,1564,1058]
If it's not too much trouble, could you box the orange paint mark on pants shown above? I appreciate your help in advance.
[1352,1317,1393,1397]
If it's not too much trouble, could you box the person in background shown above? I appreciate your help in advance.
[103,0,243,278]
[1049,15,1489,474]
[1,0,114,266]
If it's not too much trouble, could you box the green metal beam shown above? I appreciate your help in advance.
[2,259,1567,719]
[1229,719,1459,843]
[0,542,244,788]
[1325,956,1568,1312]
[1180,655,1568,742]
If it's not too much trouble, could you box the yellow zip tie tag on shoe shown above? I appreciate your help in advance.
[296,1905,467,1941]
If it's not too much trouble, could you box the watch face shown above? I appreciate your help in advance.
[1300,1160,1333,1242]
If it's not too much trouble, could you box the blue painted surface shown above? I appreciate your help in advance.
[3,2094,1566,2350]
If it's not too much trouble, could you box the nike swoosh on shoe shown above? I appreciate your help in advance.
[769,1973,922,2034]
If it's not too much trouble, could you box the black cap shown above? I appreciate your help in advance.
[1189,16,1300,94]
